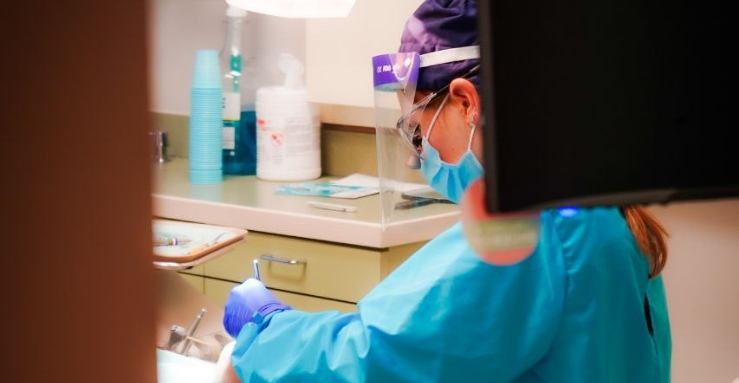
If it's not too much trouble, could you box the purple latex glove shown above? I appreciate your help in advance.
[223,278,291,338]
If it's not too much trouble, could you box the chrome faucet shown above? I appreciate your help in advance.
[150,130,170,164]
[166,308,207,355]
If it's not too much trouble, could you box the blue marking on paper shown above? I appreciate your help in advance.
[276,182,378,199]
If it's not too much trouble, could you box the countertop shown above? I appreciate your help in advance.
[152,158,460,248]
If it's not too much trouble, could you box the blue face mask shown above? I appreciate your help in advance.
[420,94,483,204]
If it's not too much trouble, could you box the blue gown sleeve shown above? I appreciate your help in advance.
[231,213,567,382]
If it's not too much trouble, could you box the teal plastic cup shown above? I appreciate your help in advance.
[191,50,222,89]
[188,49,224,184]
[190,169,223,184]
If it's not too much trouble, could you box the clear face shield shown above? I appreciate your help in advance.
[372,48,482,229]
[372,52,428,229]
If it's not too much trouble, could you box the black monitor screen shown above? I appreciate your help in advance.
[477,0,737,212]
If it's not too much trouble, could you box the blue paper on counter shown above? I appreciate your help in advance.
[275,182,378,199]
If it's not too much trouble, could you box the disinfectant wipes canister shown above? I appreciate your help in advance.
[256,53,320,181]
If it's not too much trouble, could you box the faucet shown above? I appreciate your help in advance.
[150,130,170,164]
[166,308,207,355]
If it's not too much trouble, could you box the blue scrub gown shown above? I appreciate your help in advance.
[231,207,671,382]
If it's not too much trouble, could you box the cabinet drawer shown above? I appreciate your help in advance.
[204,278,356,313]
[181,264,204,276]
[271,290,356,313]
[204,232,382,302]
[177,272,204,293]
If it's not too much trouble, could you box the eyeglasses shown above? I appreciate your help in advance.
[396,92,443,154]
[395,65,480,154]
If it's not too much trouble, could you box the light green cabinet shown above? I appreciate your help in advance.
[204,278,356,313]
[201,231,424,306]
[177,272,204,293]
[205,232,380,302]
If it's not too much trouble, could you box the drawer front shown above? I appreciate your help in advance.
[181,264,204,276]
[204,232,382,302]
[177,272,204,293]
[204,278,356,313]
[203,278,231,306]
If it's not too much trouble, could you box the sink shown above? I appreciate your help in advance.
[157,349,217,383]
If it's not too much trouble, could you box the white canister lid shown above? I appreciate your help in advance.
[256,86,308,105]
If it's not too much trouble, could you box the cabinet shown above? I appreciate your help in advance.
[154,158,457,316]
[178,272,204,293]
[204,278,357,313]
[199,231,423,311]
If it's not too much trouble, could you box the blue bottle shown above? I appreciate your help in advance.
[221,6,256,175]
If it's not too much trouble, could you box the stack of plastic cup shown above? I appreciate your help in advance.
[189,49,223,184]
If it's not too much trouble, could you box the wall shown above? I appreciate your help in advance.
[151,113,381,177]
[306,0,423,108]
[149,0,306,114]
[150,0,424,128]
[651,200,739,383]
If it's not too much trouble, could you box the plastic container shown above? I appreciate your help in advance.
[191,50,222,88]
[189,49,223,184]
[256,54,320,181]
[221,5,257,175]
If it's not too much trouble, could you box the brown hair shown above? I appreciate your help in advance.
[622,206,669,278]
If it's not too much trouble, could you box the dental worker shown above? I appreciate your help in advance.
[223,1,672,382]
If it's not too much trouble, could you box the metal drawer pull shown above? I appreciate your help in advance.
[259,254,306,266]
[252,259,262,281]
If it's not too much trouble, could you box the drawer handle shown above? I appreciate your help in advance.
[259,254,306,266]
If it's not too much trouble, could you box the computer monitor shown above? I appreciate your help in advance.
[477,0,736,213]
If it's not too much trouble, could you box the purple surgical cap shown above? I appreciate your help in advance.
[399,0,479,91]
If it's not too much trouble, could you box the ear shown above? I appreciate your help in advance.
[448,78,481,126]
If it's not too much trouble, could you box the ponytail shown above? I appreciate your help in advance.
[623,206,669,278]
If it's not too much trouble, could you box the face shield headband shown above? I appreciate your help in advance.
[372,46,480,164]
